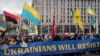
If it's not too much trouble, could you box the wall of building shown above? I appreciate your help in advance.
[32,0,100,34]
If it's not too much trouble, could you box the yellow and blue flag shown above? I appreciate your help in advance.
[21,2,41,25]
[22,22,32,32]
[86,5,95,15]
[0,23,7,31]
[90,16,96,29]
[73,7,84,30]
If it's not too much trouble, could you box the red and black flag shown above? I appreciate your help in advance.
[4,11,19,24]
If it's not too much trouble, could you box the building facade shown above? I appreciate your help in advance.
[32,0,100,34]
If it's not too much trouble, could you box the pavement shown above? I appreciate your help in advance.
[82,53,100,56]
[82,55,100,56]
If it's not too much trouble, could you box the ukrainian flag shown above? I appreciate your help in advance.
[0,24,7,31]
[86,5,95,15]
[0,27,6,31]
[21,2,41,25]
[22,22,32,32]
[90,16,96,29]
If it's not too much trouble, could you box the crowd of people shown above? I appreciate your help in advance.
[0,33,99,45]
[0,32,100,56]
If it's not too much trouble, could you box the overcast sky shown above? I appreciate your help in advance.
[0,0,32,14]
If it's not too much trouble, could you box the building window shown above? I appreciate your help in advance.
[57,25,62,33]
[42,25,48,33]
[46,19,48,22]
[88,16,90,19]
[42,19,44,22]
[49,25,52,33]
[42,16,44,22]
[67,19,69,23]
[64,25,69,33]
[60,19,62,23]
[70,20,72,23]
[84,19,86,23]
[84,28,89,33]
[63,18,65,23]
[71,25,76,33]
[49,19,51,23]
[88,19,90,23]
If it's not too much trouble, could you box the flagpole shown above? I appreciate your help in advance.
[69,16,71,33]
[76,25,78,34]
[83,20,85,37]
[17,16,21,36]
[90,25,91,34]
[70,7,74,34]
[96,18,98,34]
